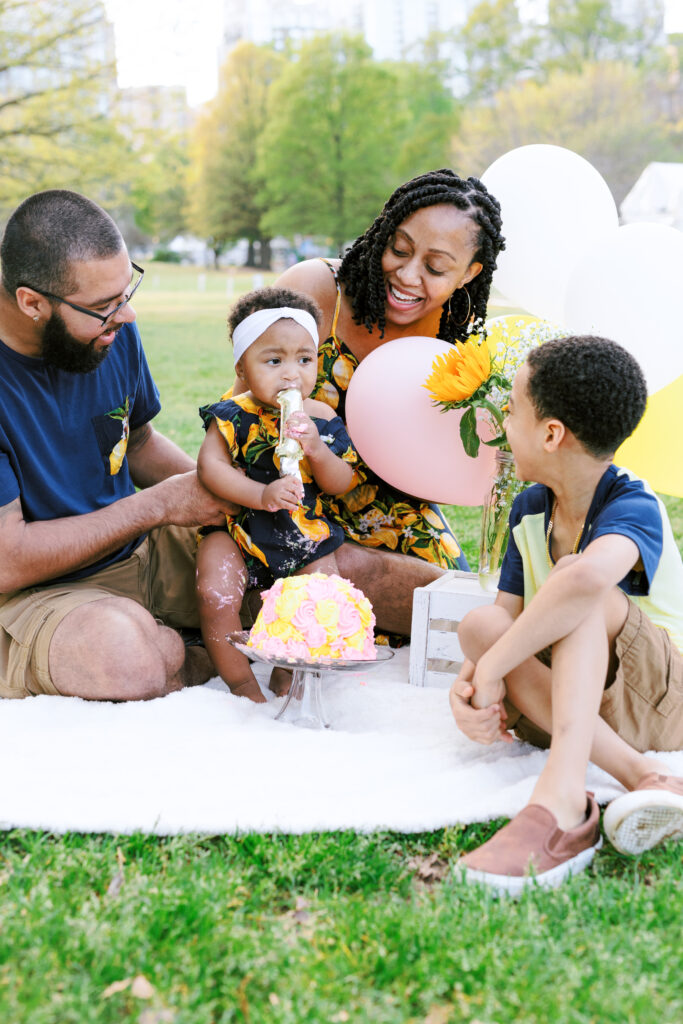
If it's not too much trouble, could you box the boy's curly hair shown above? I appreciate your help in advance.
[228,286,321,340]
[526,336,647,458]
[338,168,505,343]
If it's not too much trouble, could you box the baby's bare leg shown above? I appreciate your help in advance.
[196,532,265,703]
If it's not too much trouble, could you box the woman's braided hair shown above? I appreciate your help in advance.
[338,169,505,343]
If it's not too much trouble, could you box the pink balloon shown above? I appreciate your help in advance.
[345,337,497,506]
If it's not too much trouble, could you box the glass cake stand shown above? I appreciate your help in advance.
[226,631,394,730]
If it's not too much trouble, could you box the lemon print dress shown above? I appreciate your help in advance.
[314,262,468,571]
[199,393,360,588]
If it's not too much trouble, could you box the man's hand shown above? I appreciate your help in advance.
[261,475,304,512]
[154,472,233,527]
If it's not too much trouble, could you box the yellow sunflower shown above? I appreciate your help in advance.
[424,338,491,404]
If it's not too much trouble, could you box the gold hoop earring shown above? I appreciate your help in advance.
[448,287,471,327]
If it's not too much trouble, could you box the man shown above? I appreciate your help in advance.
[0,189,229,701]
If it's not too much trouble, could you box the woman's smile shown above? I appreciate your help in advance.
[381,204,483,327]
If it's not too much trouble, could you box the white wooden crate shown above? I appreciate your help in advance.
[409,570,497,688]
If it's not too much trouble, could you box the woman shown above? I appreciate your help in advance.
[231,169,505,638]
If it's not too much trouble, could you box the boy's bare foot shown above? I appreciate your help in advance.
[269,667,293,697]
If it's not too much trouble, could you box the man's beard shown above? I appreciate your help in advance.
[41,310,116,373]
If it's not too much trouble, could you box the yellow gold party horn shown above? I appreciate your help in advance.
[276,388,304,481]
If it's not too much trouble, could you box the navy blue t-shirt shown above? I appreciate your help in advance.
[0,322,161,583]
[498,465,683,651]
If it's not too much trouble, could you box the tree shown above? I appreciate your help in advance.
[128,134,189,245]
[188,42,284,269]
[457,0,541,101]
[387,51,462,179]
[543,0,666,72]
[256,33,410,253]
[0,0,128,214]
[450,62,672,206]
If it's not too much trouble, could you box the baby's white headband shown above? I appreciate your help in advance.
[232,307,319,365]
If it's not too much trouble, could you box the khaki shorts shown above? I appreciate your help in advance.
[505,600,683,754]
[0,526,199,699]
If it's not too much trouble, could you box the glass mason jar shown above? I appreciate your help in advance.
[478,450,526,593]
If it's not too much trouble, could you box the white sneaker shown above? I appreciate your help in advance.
[603,773,683,855]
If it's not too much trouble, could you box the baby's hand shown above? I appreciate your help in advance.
[285,412,323,458]
[261,476,304,512]
[449,678,512,746]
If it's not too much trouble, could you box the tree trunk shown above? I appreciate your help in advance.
[259,238,272,270]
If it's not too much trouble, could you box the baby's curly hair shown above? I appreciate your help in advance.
[338,168,505,343]
[228,286,322,340]
[526,336,647,458]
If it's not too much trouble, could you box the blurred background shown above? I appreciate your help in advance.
[1,0,682,271]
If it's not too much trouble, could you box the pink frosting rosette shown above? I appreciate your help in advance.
[291,599,318,631]
[306,574,344,603]
[336,600,361,639]
[246,571,377,661]
[300,623,327,650]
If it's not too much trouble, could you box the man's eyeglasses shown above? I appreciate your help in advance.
[23,262,145,327]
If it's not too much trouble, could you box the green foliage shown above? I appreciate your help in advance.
[256,33,409,251]
[545,0,665,71]
[0,0,130,214]
[188,42,285,264]
[128,134,189,244]
[385,56,461,179]
[451,60,672,205]
[458,0,542,100]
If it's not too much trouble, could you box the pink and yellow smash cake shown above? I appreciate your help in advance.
[247,573,377,661]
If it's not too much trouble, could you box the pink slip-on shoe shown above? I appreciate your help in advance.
[456,795,602,897]
[603,773,683,855]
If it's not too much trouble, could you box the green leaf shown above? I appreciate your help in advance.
[483,435,510,449]
[459,406,480,458]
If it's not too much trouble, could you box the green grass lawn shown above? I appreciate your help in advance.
[2,263,682,1023]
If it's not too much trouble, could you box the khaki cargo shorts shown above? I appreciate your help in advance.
[505,599,683,754]
[0,526,199,699]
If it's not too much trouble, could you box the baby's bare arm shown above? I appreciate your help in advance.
[285,411,353,495]
[198,421,266,509]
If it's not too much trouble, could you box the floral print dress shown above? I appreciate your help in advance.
[199,393,361,588]
[313,262,469,571]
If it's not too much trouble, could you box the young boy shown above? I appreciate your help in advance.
[450,335,683,895]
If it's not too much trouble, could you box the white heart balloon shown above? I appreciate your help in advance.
[482,144,618,323]
[563,222,683,394]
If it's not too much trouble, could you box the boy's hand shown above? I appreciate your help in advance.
[449,677,512,746]
[469,655,506,711]
[261,476,304,512]
[285,412,323,458]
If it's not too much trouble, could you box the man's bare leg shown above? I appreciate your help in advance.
[335,543,445,635]
[49,596,213,701]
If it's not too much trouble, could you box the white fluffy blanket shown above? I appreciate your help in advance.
[1,648,681,836]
